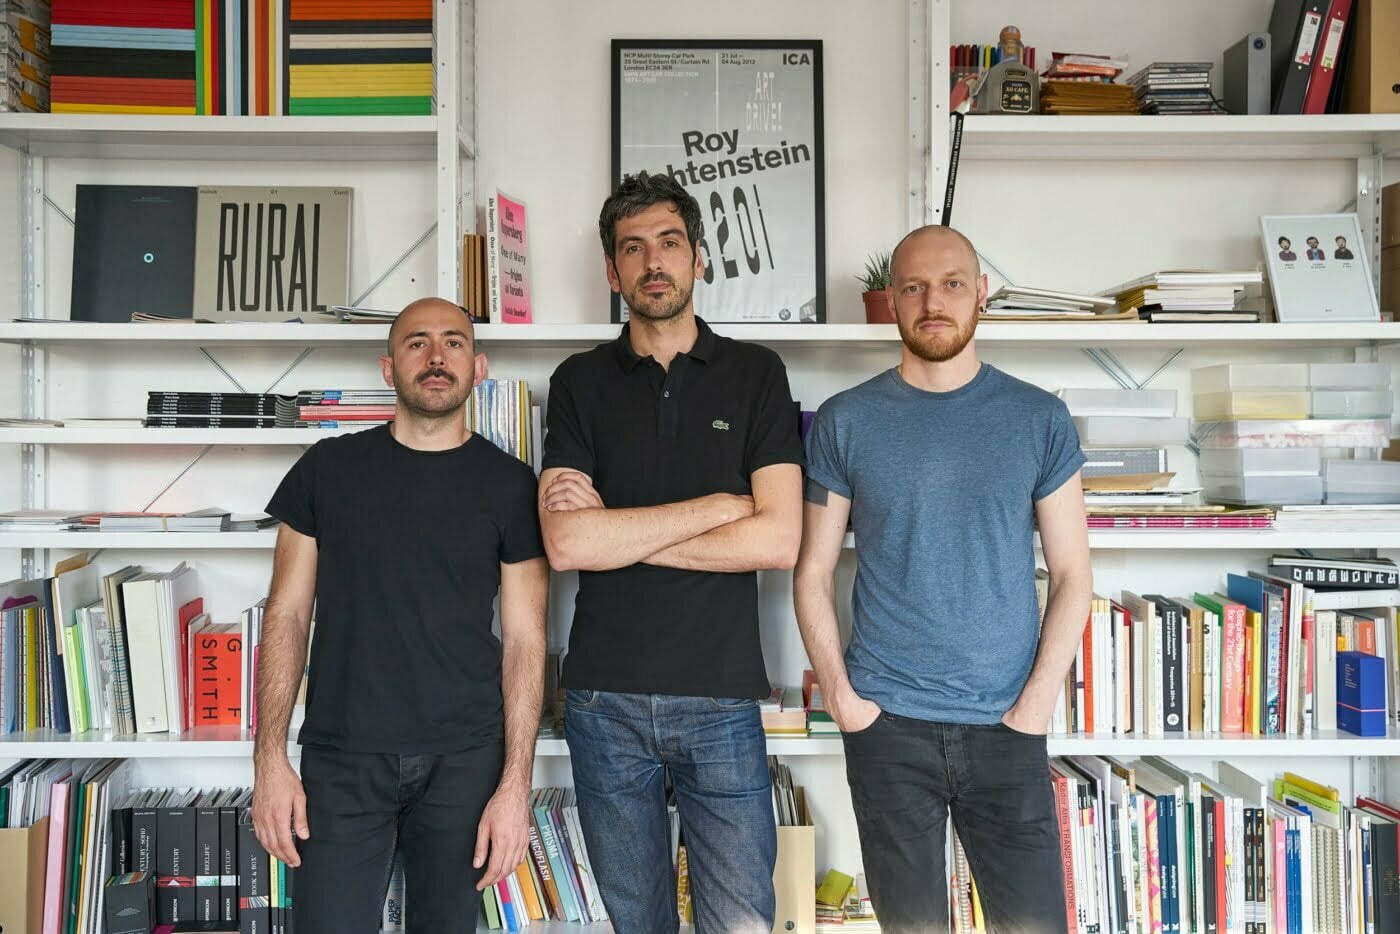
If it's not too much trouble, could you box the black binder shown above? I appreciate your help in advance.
[1272,0,1327,113]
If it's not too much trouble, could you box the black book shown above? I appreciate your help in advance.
[158,804,198,924]
[110,802,134,875]
[1202,793,1218,934]
[1241,805,1253,934]
[288,47,432,65]
[1370,814,1400,934]
[1146,595,1185,733]
[147,401,281,415]
[134,800,160,872]
[239,814,270,934]
[1273,0,1327,114]
[144,416,279,428]
[220,805,239,923]
[196,801,221,921]
[284,867,294,934]
[1268,555,1398,590]
[71,185,197,323]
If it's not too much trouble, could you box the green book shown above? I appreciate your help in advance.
[1273,779,1341,815]
[482,882,501,928]
[816,868,854,907]
[65,773,86,934]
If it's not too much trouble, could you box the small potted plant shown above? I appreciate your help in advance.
[857,251,894,324]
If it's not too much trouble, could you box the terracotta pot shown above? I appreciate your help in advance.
[862,290,895,324]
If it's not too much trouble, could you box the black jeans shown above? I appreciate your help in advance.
[842,713,1066,934]
[294,742,504,933]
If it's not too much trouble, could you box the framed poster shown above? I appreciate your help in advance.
[611,39,825,323]
[1261,213,1380,322]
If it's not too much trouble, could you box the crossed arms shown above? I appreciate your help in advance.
[537,463,803,573]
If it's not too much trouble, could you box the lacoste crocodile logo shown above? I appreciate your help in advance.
[712,419,730,431]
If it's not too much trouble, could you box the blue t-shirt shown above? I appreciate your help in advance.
[805,364,1085,724]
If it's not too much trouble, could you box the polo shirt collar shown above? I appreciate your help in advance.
[612,316,717,371]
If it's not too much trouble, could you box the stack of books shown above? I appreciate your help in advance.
[2,0,50,112]
[817,869,879,930]
[760,686,807,736]
[93,507,231,532]
[1039,53,1136,114]
[982,286,1126,321]
[49,0,195,113]
[1103,270,1264,323]
[1039,557,1400,738]
[146,391,283,428]
[286,0,433,115]
[0,509,89,531]
[1128,61,1224,114]
[290,388,396,427]
[1047,759,1400,934]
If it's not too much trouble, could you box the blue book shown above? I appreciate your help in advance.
[1338,651,1388,736]
[533,802,582,922]
[1157,793,1180,934]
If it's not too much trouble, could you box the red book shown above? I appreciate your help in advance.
[192,628,243,727]
[177,598,204,732]
[1303,0,1353,114]
[1082,612,1095,734]
[1220,600,1247,734]
[1358,617,1377,655]
[1049,770,1078,934]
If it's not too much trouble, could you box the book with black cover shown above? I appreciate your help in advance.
[71,185,197,323]
[1146,595,1186,733]
[239,812,270,934]
[220,804,239,923]
[1368,813,1399,933]
[196,798,221,921]
[158,803,197,923]
[134,796,159,872]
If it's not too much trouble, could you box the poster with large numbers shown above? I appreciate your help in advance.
[611,40,825,323]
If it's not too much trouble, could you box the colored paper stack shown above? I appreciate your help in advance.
[49,0,195,113]
[193,0,287,114]
[2,0,51,112]
[286,0,432,115]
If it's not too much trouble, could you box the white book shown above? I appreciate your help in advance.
[121,572,169,733]
[1315,610,1338,732]
[1311,588,1400,611]
[564,804,608,921]
[1103,270,1265,295]
[1114,605,1131,734]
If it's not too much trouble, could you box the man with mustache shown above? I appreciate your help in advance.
[537,172,803,933]
[252,298,549,932]
[794,226,1092,933]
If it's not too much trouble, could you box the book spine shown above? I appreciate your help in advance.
[486,195,502,324]
[1162,604,1184,732]
[526,819,562,920]
[196,805,221,921]
[220,806,238,923]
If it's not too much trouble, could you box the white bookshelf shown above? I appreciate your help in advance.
[4,529,1398,551]
[0,114,440,162]
[1,320,1396,347]
[0,729,1393,760]
[960,113,1400,161]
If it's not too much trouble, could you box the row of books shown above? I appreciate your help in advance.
[285,0,432,116]
[0,507,278,533]
[430,787,609,931]
[0,763,292,932]
[1045,555,1400,738]
[1041,758,1399,934]
[0,558,285,739]
[760,672,838,738]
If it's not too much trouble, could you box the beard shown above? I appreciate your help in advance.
[624,273,693,321]
[392,365,470,417]
[897,312,978,362]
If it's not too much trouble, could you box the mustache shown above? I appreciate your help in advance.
[913,314,960,328]
[417,368,455,384]
[638,273,675,288]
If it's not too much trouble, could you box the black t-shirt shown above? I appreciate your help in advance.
[542,317,804,699]
[266,424,544,754]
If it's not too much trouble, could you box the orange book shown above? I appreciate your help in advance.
[514,859,544,920]
[192,626,242,727]
[1082,610,1095,734]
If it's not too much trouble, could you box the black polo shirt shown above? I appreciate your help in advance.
[542,317,803,699]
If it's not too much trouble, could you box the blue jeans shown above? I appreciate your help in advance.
[564,689,776,934]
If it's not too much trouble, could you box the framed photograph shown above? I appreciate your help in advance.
[611,39,825,323]
[1260,213,1380,323]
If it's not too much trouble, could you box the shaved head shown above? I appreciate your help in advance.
[387,297,475,352]
[891,225,980,282]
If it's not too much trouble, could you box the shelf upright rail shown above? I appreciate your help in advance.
[17,148,48,580]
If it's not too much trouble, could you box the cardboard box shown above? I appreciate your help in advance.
[0,818,50,934]
[1343,0,1400,114]
[773,824,816,934]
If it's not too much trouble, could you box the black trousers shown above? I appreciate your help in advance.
[842,713,1067,934]
[294,742,504,934]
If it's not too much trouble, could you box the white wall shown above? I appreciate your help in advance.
[3,0,1399,884]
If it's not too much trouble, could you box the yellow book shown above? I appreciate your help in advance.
[1248,609,1264,736]
[24,605,39,730]
[971,875,984,931]
[1283,771,1339,801]
[816,869,854,907]
[52,104,196,115]
[513,860,544,920]
[288,63,433,79]
[676,845,692,923]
